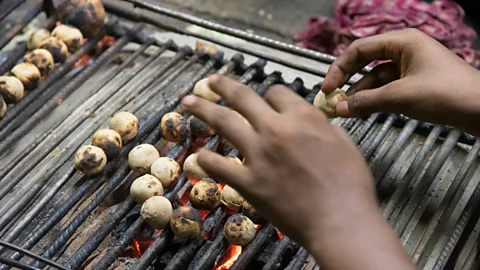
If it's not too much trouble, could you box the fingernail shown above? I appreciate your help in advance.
[337,100,349,115]
[182,95,197,107]
[208,74,220,85]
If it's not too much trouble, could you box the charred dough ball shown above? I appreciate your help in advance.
[128,144,160,174]
[52,24,83,52]
[23,49,54,76]
[189,116,215,138]
[56,0,105,38]
[0,76,25,103]
[221,185,245,210]
[38,37,68,63]
[92,129,122,158]
[242,201,265,224]
[193,78,221,102]
[28,29,50,50]
[313,88,347,118]
[74,145,107,175]
[130,174,164,204]
[150,157,180,189]
[160,112,189,142]
[183,153,208,180]
[170,206,203,239]
[141,196,172,229]
[109,111,138,142]
[190,178,221,210]
[11,63,41,90]
[0,97,6,118]
[224,214,256,246]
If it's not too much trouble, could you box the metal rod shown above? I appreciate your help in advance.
[0,256,40,270]
[230,224,275,270]
[352,114,380,145]
[285,248,309,270]
[0,0,25,22]
[0,241,65,270]
[262,236,292,270]
[412,139,480,264]
[393,129,462,236]
[0,2,42,50]
[187,229,227,270]
[381,125,443,219]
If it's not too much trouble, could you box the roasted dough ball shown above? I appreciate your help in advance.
[313,88,347,118]
[150,157,180,189]
[92,129,122,158]
[160,112,189,142]
[128,144,160,174]
[221,185,245,210]
[0,96,6,118]
[189,116,215,138]
[56,0,105,38]
[23,49,54,76]
[170,206,203,239]
[11,63,41,90]
[38,37,68,63]
[0,76,25,103]
[130,174,164,204]
[52,24,83,52]
[109,111,138,142]
[28,29,50,50]
[193,78,221,102]
[242,201,266,224]
[224,214,256,246]
[183,152,208,181]
[74,145,107,175]
[190,178,221,210]
[141,196,172,229]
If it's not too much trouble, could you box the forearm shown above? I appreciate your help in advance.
[306,203,416,270]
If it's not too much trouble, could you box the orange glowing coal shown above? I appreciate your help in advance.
[74,54,90,67]
[131,239,154,258]
[215,245,242,270]
[276,229,283,240]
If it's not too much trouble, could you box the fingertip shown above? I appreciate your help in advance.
[336,100,352,118]
[208,74,221,86]
[181,95,198,109]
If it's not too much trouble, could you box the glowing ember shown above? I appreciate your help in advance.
[198,209,210,220]
[97,36,116,48]
[255,224,261,230]
[276,229,283,240]
[74,54,90,67]
[131,239,154,258]
[180,189,190,206]
[188,178,200,184]
[215,244,242,270]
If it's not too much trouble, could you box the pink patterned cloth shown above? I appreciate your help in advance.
[295,0,480,67]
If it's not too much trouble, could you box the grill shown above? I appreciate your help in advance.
[1,1,480,269]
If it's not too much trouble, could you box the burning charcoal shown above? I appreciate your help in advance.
[128,144,160,174]
[183,152,208,181]
[56,0,105,38]
[0,96,6,118]
[52,24,84,52]
[221,185,245,210]
[242,201,266,224]
[189,116,215,139]
[0,76,25,103]
[38,37,68,63]
[141,196,172,229]
[27,28,50,50]
[11,63,41,90]
[190,178,221,210]
[92,129,122,158]
[74,145,107,175]
[160,112,189,142]
[150,157,180,189]
[193,78,221,102]
[130,174,164,204]
[224,214,256,246]
[313,88,347,118]
[170,206,203,239]
[109,111,138,142]
[23,49,54,76]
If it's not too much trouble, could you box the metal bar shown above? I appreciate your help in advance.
[230,224,275,270]
[412,139,480,264]
[362,114,399,162]
[0,241,65,270]
[352,114,380,144]
[285,248,309,270]
[393,129,462,236]
[0,0,25,22]
[0,256,40,270]
[0,2,42,50]
[261,236,291,270]
[187,229,227,270]
[381,125,442,219]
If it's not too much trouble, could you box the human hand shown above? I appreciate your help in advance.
[181,75,414,269]
[322,28,480,136]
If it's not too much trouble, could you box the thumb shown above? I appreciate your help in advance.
[336,81,405,117]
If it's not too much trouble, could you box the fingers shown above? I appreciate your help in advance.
[322,29,420,93]
[208,75,275,127]
[264,85,309,113]
[182,95,257,154]
[336,79,409,117]
[197,148,253,189]
[349,62,400,93]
